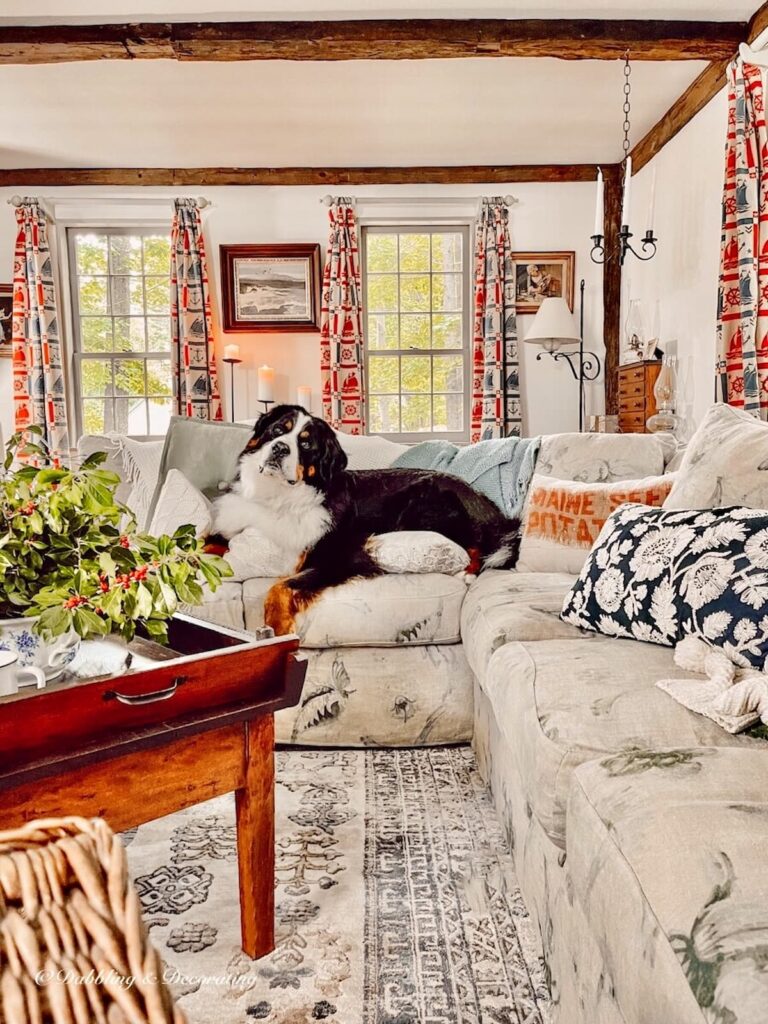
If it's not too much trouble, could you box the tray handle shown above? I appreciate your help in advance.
[105,676,187,706]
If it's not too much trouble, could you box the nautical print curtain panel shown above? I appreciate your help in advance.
[716,59,768,419]
[470,199,521,442]
[11,200,70,463]
[170,199,223,421]
[320,199,366,434]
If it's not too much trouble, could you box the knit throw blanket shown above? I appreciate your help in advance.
[657,636,768,734]
[391,436,541,520]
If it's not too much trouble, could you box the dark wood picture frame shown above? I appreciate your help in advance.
[220,243,321,333]
[0,283,12,358]
[511,251,575,314]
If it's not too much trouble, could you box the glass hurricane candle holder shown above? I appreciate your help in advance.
[646,355,680,434]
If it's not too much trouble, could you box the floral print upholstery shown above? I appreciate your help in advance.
[568,747,768,1023]
[460,569,590,679]
[479,636,760,849]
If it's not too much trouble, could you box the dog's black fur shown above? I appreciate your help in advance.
[237,404,518,594]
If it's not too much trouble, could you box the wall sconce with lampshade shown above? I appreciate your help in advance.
[523,280,601,432]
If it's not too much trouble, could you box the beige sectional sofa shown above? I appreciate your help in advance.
[82,423,768,1024]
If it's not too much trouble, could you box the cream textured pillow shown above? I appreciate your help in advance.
[664,403,768,510]
[368,531,470,575]
[149,469,212,538]
[517,473,675,574]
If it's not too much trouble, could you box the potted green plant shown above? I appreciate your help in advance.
[0,428,232,679]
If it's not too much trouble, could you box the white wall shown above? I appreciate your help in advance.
[0,180,605,443]
[622,88,728,439]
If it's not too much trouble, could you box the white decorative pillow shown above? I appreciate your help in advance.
[335,431,409,470]
[367,531,470,575]
[109,435,165,529]
[517,473,675,574]
[536,431,677,483]
[225,529,297,581]
[149,469,212,538]
[664,403,768,510]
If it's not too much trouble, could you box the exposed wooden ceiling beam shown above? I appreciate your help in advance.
[630,57,731,173]
[630,1,768,173]
[0,19,745,65]
[0,165,602,187]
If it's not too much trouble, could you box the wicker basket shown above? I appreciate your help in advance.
[0,816,187,1024]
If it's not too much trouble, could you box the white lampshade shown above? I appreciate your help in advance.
[524,297,580,353]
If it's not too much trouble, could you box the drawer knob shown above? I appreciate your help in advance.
[105,676,187,706]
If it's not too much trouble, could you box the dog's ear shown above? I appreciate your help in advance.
[311,421,348,488]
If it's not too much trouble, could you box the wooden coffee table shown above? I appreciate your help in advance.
[0,614,306,960]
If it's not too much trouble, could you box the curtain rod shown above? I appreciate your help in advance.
[6,194,212,209]
[319,194,518,206]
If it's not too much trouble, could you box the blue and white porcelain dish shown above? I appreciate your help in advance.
[0,617,80,681]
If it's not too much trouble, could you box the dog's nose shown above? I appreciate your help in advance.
[271,441,290,460]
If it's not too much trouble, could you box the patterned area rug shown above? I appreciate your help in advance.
[124,746,550,1024]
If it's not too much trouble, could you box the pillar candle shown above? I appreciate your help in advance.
[297,386,312,410]
[593,167,604,237]
[621,157,632,227]
[257,365,275,402]
[223,344,240,361]
[647,164,657,231]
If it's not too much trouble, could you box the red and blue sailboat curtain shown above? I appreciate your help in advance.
[320,199,366,434]
[471,198,521,441]
[716,58,768,418]
[170,199,222,421]
[12,200,70,463]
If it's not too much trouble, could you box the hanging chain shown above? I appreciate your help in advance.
[622,51,632,165]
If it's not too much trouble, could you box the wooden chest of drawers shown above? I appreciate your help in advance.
[618,360,662,433]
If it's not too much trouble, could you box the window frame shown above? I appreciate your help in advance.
[361,222,472,444]
[66,224,174,440]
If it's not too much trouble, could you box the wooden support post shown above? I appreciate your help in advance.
[603,164,623,417]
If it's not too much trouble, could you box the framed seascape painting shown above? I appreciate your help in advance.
[220,243,321,333]
[511,252,575,314]
[0,284,12,358]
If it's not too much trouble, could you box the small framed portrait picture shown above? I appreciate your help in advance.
[511,252,575,314]
[220,243,321,333]
[0,284,12,358]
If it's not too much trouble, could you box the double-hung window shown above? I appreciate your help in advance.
[363,225,471,443]
[68,228,173,437]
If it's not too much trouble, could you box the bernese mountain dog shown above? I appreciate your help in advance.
[210,404,521,635]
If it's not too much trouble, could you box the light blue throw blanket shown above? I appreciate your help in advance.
[391,435,541,520]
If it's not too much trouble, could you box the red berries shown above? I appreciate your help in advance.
[119,535,130,548]
[64,596,85,609]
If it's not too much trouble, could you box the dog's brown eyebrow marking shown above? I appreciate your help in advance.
[299,430,310,439]
[284,419,294,431]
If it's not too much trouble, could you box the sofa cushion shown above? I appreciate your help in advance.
[481,636,760,848]
[665,402,768,510]
[537,430,676,483]
[243,573,467,647]
[568,747,768,1024]
[461,570,589,680]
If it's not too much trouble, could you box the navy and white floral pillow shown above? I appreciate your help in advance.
[561,504,768,669]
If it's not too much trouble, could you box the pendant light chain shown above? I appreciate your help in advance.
[622,51,632,166]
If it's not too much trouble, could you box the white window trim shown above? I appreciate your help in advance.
[65,222,173,440]
[361,220,474,444]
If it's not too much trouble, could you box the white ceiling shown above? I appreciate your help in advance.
[0,57,706,168]
[0,0,756,23]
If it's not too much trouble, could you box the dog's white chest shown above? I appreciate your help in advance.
[213,483,331,560]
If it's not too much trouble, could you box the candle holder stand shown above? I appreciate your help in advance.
[257,399,275,415]
[223,356,242,423]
